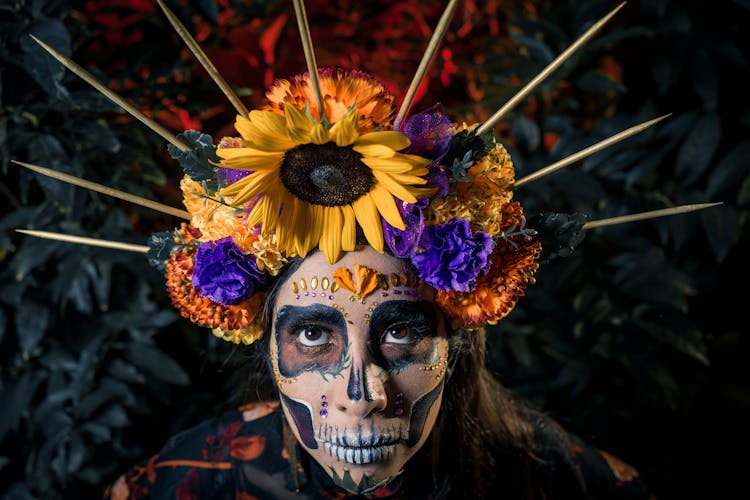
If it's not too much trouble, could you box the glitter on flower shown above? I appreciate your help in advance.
[216,103,433,263]
[165,229,265,342]
[411,219,494,292]
[192,237,267,306]
[264,68,395,133]
[436,202,541,328]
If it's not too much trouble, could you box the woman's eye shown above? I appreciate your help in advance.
[383,325,412,344]
[296,326,330,347]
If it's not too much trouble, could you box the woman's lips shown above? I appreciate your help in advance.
[315,423,407,464]
[323,442,397,464]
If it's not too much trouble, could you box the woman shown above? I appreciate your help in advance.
[107,248,651,499]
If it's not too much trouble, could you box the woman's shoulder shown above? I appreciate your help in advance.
[525,410,654,499]
[105,401,295,499]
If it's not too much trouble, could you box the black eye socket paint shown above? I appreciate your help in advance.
[275,304,349,378]
[407,379,444,447]
[368,300,438,370]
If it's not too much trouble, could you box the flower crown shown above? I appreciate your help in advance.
[159,68,541,345]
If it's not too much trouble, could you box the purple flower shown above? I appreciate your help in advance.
[402,103,454,159]
[383,200,426,257]
[192,237,266,305]
[411,219,494,292]
[216,167,252,188]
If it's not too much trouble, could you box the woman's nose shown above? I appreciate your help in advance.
[334,359,388,418]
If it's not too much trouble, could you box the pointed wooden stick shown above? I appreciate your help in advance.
[155,0,249,119]
[582,202,722,230]
[514,114,670,189]
[13,160,191,219]
[16,229,149,253]
[394,0,461,129]
[30,35,189,151]
[291,0,325,121]
[476,2,626,136]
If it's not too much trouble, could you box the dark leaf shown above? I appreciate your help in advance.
[706,139,750,197]
[15,300,50,355]
[676,113,721,187]
[107,359,147,384]
[512,115,540,152]
[125,344,190,386]
[701,203,740,262]
[633,306,709,365]
[78,377,135,419]
[511,33,554,64]
[528,212,587,262]
[167,130,219,181]
[574,71,626,94]
[19,18,71,100]
[147,230,175,271]
[80,421,112,442]
[0,371,45,442]
[689,48,718,110]
[96,404,129,428]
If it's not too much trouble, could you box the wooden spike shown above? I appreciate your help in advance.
[476,2,626,136]
[16,229,149,253]
[394,0,461,129]
[155,0,249,119]
[13,160,191,220]
[582,202,722,230]
[29,35,189,151]
[514,114,670,189]
[291,0,325,121]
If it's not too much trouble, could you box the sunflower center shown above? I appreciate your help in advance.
[279,142,375,206]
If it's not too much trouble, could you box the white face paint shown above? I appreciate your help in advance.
[270,247,448,493]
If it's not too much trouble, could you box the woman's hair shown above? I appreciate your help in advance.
[240,255,539,499]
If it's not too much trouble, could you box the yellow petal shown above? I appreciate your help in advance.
[386,172,428,185]
[217,151,284,171]
[311,123,330,145]
[355,131,411,150]
[352,195,384,252]
[329,108,359,147]
[320,206,344,263]
[371,170,417,204]
[246,187,281,235]
[369,185,404,230]
[236,111,297,151]
[341,205,356,251]
[361,156,427,175]
[352,143,396,159]
[284,104,313,143]
[219,171,275,206]
[298,204,324,258]
[276,195,299,254]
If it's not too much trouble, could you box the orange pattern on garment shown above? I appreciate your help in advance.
[599,450,640,483]
[230,435,266,461]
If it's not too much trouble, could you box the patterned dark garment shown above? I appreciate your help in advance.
[105,402,652,499]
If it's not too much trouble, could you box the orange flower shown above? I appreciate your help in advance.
[181,178,249,242]
[263,68,394,133]
[427,140,516,238]
[165,226,265,344]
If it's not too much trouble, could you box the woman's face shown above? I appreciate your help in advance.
[270,247,448,493]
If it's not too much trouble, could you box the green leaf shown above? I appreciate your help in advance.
[167,130,219,181]
[147,231,175,271]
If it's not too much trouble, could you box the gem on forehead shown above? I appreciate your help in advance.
[311,276,319,290]
[299,278,307,291]
[321,277,330,290]
[320,409,328,418]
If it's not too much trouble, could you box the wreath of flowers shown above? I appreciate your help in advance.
[161,68,541,343]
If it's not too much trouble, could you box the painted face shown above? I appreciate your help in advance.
[270,247,448,494]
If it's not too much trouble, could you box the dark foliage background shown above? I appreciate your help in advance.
[1,0,748,498]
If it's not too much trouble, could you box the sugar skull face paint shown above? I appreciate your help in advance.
[270,247,448,493]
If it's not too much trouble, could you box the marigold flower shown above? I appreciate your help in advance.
[264,68,395,133]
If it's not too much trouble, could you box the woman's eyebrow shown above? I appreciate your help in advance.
[274,303,346,334]
[368,300,436,336]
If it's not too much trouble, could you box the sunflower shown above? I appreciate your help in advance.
[216,104,433,263]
